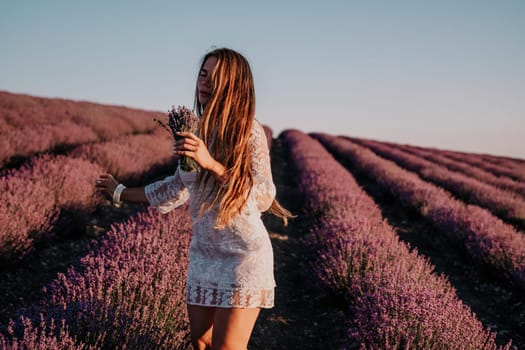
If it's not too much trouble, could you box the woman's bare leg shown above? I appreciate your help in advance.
[187,305,215,350]
[212,307,261,350]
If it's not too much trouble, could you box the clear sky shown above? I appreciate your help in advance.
[2,0,524,159]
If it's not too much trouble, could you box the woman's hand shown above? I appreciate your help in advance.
[174,132,226,180]
[95,173,119,198]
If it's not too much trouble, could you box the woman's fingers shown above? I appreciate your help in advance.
[95,181,108,191]
[95,174,119,195]
[172,132,215,170]
[96,174,115,183]
[175,143,197,151]
[175,131,197,140]
[174,137,200,154]
[175,137,198,147]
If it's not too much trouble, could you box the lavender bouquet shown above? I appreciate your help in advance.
[155,105,200,172]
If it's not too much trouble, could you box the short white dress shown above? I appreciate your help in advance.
[144,120,276,308]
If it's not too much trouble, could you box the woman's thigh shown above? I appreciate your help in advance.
[187,304,215,349]
[212,307,261,350]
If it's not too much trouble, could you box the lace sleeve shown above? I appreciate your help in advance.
[249,120,276,212]
[144,167,190,214]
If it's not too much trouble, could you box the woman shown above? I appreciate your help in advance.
[95,47,292,350]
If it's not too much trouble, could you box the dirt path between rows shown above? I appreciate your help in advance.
[250,138,353,349]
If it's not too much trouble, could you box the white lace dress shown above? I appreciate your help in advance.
[144,120,276,308]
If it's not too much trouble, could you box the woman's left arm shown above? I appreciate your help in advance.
[248,120,276,212]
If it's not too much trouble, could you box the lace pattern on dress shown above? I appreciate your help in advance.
[144,168,190,214]
[186,285,274,309]
[248,121,276,212]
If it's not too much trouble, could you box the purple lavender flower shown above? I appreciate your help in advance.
[156,105,199,172]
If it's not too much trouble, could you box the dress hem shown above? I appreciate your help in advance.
[186,284,275,309]
[185,300,274,309]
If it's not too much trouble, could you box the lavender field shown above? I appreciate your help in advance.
[1,91,524,349]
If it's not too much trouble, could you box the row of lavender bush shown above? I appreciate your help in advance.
[463,151,525,174]
[1,206,192,349]
[0,155,103,264]
[313,133,525,291]
[348,137,525,229]
[482,155,525,175]
[0,131,176,265]
[400,141,525,179]
[439,146,525,175]
[70,129,175,185]
[387,140,525,199]
[439,148,525,183]
[0,91,162,166]
[1,120,98,166]
[280,129,511,349]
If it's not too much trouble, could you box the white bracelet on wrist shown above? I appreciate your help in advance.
[113,183,126,206]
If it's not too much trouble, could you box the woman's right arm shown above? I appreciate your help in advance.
[95,170,190,213]
[120,187,148,203]
[95,173,148,203]
[143,170,190,213]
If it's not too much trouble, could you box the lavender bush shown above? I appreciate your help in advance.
[0,315,94,350]
[3,207,192,349]
[70,130,175,185]
[0,155,103,264]
[1,121,98,166]
[280,129,512,349]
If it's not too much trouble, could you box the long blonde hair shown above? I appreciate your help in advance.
[194,48,293,227]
